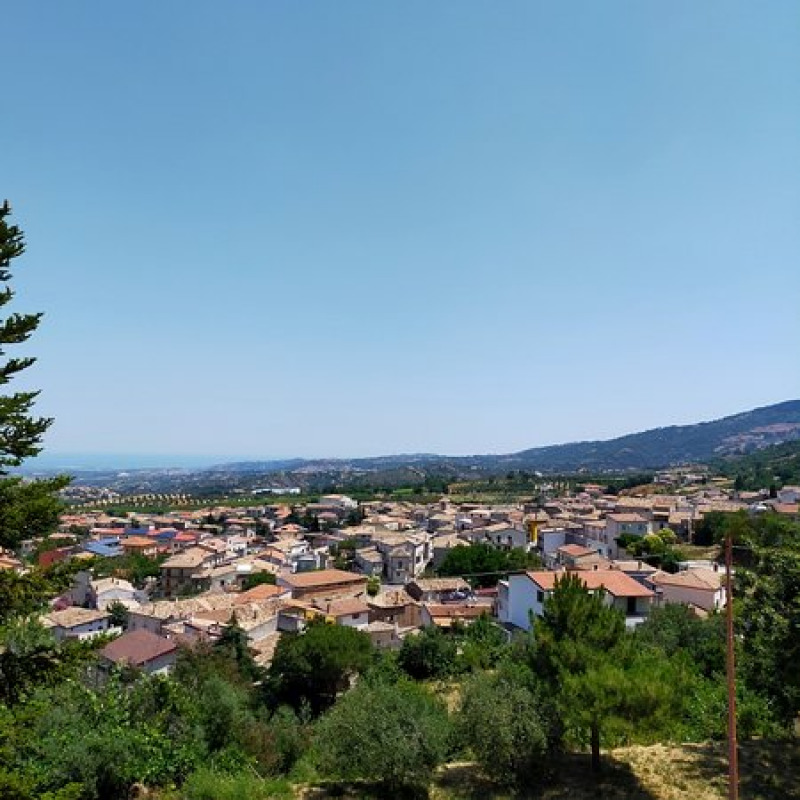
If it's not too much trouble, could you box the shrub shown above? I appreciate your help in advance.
[180,769,292,800]
[314,679,452,794]
[458,668,559,787]
[397,626,458,680]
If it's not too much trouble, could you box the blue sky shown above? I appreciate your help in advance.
[4,1,799,463]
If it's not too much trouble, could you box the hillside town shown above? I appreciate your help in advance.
[4,479,796,675]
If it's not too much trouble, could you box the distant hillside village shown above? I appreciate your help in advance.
[3,477,797,675]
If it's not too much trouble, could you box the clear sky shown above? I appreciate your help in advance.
[4,1,799,464]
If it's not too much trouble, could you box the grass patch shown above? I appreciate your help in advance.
[300,740,800,800]
[178,768,293,800]
[672,544,721,561]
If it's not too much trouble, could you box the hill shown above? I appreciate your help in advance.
[208,399,800,481]
[43,399,800,495]
[712,438,800,490]
[506,399,800,472]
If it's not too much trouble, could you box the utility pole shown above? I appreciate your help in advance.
[725,532,739,800]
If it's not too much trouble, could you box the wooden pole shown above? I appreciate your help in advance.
[725,532,739,800]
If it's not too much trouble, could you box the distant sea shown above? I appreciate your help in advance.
[16,453,263,472]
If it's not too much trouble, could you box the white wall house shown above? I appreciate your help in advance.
[581,520,614,558]
[646,568,726,613]
[604,514,652,558]
[312,598,371,630]
[480,524,530,551]
[72,573,146,610]
[500,570,654,631]
[44,607,111,641]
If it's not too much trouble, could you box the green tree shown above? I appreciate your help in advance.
[458,613,508,671]
[314,679,452,795]
[736,546,800,724]
[0,203,68,551]
[437,543,539,588]
[215,614,260,682]
[534,574,684,772]
[0,569,61,623]
[635,603,725,679]
[458,665,560,787]
[0,617,63,705]
[397,625,459,680]
[106,600,129,630]
[265,621,373,715]
[241,571,277,591]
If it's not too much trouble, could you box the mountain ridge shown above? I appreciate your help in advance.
[27,400,800,494]
[208,399,800,475]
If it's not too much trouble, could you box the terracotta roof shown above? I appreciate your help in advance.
[234,584,290,603]
[313,597,370,617]
[607,513,649,523]
[368,590,417,609]
[161,547,210,569]
[423,603,488,622]
[101,629,177,666]
[557,544,596,557]
[123,536,155,547]
[611,560,658,574]
[525,570,653,598]
[281,569,366,588]
[648,568,722,591]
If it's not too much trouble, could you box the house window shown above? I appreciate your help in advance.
[352,613,361,620]
[626,597,637,615]
[537,590,544,603]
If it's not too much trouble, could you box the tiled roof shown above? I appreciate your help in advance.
[648,568,722,591]
[558,544,596,557]
[313,598,370,617]
[101,629,177,666]
[46,607,109,628]
[281,569,366,588]
[525,570,654,598]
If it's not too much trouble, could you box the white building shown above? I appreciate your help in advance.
[479,523,530,551]
[312,597,370,629]
[72,573,146,611]
[646,567,726,613]
[499,569,654,631]
[100,629,178,676]
[604,513,652,558]
[44,607,111,641]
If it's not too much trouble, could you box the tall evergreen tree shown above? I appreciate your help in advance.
[534,574,685,772]
[0,202,53,467]
[0,202,68,551]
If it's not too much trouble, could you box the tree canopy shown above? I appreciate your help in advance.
[0,203,67,551]
[264,621,374,715]
[314,678,452,794]
[533,574,685,772]
[436,542,540,587]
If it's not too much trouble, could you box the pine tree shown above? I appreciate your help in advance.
[0,202,68,551]
[0,202,53,467]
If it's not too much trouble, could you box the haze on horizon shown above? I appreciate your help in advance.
[4,2,799,461]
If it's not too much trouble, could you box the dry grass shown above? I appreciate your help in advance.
[672,543,721,561]
[300,740,800,800]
